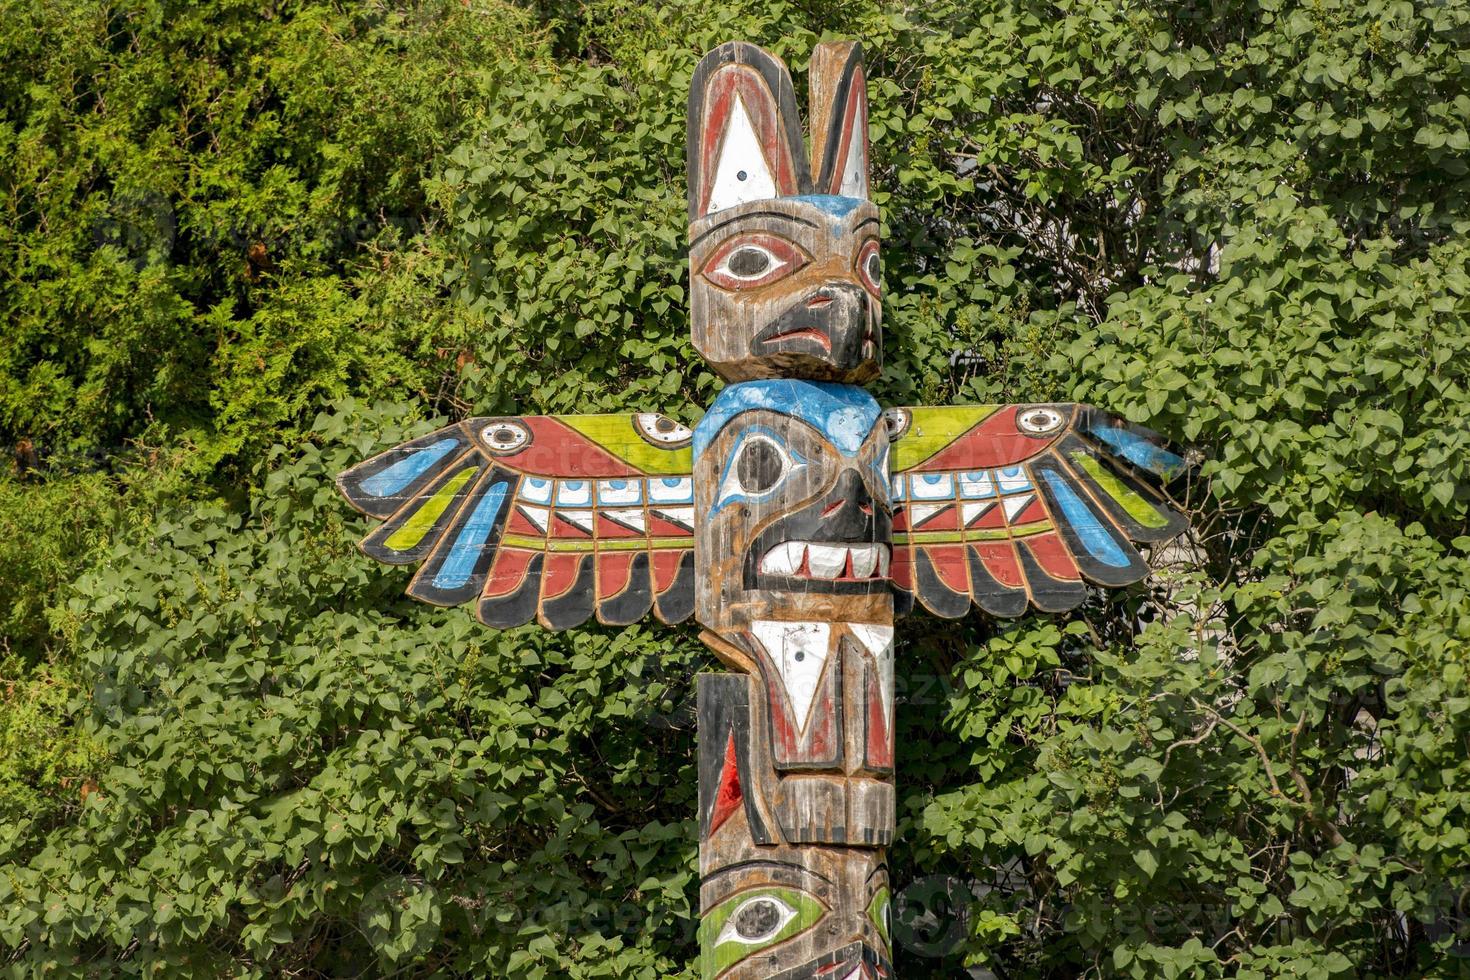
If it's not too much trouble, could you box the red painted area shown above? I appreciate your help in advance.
[890,505,909,533]
[650,549,686,593]
[910,503,959,532]
[926,544,970,594]
[1010,496,1049,526]
[708,732,744,835]
[916,407,1068,470]
[888,547,914,591]
[865,673,893,769]
[1024,533,1082,581]
[481,547,536,599]
[757,652,837,765]
[492,418,639,478]
[968,502,1007,530]
[596,551,634,600]
[647,513,694,537]
[551,513,594,538]
[506,507,545,538]
[971,540,1024,588]
[541,552,584,599]
[594,514,642,538]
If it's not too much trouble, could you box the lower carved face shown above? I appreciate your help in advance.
[699,853,891,979]
[692,381,892,634]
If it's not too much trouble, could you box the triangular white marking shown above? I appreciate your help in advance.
[1002,494,1034,523]
[652,507,694,529]
[837,119,868,198]
[961,500,996,526]
[558,509,595,534]
[847,623,894,732]
[706,96,777,214]
[751,621,831,736]
[520,505,550,532]
[602,508,646,532]
[909,502,948,526]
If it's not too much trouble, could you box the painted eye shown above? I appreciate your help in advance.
[882,407,910,441]
[634,413,692,448]
[714,430,805,510]
[856,239,881,296]
[1017,406,1064,435]
[702,233,809,290]
[480,420,531,454]
[717,896,798,946]
[698,886,826,972]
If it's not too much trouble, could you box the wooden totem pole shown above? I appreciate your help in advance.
[337,40,1190,980]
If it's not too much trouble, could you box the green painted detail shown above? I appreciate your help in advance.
[383,468,475,551]
[866,885,891,951]
[891,405,1000,470]
[1071,451,1169,529]
[699,887,825,979]
[893,522,1052,546]
[557,414,692,474]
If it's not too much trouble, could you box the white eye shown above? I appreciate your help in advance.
[717,433,801,506]
[635,413,692,448]
[716,244,786,282]
[715,896,798,947]
[481,420,531,453]
[882,408,910,441]
[1017,407,1064,435]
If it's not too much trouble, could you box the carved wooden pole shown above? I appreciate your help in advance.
[686,41,895,978]
[335,37,1191,980]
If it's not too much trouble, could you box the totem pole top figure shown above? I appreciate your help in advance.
[687,42,880,384]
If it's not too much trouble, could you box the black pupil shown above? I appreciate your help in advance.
[728,247,771,278]
[656,417,675,433]
[494,429,514,443]
[734,900,782,939]
[737,441,782,492]
[866,252,880,283]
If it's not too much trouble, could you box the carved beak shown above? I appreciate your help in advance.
[752,282,873,372]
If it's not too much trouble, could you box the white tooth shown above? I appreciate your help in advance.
[850,543,878,578]
[807,544,847,579]
[761,541,802,576]
[877,546,890,577]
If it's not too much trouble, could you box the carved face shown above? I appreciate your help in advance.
[692,381,892,635]
[690,196,881,383]
[685,40,877,383]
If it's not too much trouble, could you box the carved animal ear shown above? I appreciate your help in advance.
[687,42,810,220]
[810,41,870,200]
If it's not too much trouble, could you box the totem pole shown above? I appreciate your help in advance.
[337,41,1189,979]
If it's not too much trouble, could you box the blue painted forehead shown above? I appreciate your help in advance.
[694,380,883,458]
[789,194,865,219]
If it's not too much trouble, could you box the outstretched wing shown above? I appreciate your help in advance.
[885,404,1189,618]
[337,413,696,630]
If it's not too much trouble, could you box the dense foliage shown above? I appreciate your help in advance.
[2,0,1468,976]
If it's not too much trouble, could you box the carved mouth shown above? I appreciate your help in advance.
[757,541,890,580]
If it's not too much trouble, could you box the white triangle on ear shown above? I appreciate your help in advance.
[836,122,868,198]
[705,95,778,214]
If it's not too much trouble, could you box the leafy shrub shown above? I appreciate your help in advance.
[2,0,1470,976]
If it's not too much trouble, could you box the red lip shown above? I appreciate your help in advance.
[759,327,832,352]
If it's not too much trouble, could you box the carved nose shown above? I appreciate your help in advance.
[821,470,873,524]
